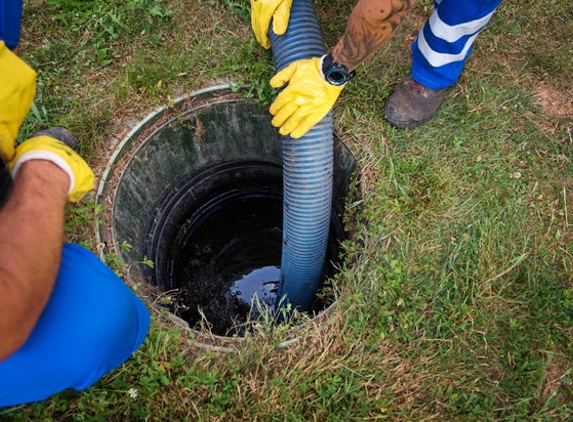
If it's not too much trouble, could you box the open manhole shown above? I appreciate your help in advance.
[96,85,357,346]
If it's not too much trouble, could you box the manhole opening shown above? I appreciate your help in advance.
[97,86,358,342]
[145,160,347,337]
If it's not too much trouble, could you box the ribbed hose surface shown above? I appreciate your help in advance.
[270,0,333,312]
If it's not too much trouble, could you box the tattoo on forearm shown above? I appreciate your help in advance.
[332,0,414,70]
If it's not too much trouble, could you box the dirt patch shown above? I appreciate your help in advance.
[534,83,573,118]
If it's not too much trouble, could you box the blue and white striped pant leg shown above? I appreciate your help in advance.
[411,0,503,90]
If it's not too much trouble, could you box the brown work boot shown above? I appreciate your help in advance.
[384,76,447,129]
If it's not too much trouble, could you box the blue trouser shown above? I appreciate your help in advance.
[0,0,22,50]
[0,243,150,407]
[411,0,503,90]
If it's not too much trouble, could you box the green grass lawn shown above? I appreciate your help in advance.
[3,0,573,420]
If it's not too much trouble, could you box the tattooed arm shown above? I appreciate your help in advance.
[332,0,414,71]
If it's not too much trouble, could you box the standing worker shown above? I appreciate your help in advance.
[0,2,150,407]
[251,0,503,136]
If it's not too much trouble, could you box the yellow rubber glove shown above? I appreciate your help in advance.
[269,57,344,139]
[251,0,293,49]
[8,132,95,203]
[0,41,37,163]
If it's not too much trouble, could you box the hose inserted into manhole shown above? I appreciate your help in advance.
[269,0,334,313]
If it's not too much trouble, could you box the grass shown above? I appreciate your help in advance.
[3,0,573,420]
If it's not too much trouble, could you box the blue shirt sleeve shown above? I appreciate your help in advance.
[0,1,23,50]
[0,243,151,407]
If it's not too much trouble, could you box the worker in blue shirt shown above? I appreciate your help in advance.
[0,2,150,407]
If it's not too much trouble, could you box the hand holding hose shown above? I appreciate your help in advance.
[0,41,37,163]
[269,56,345,139]
[251,0,293,49]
